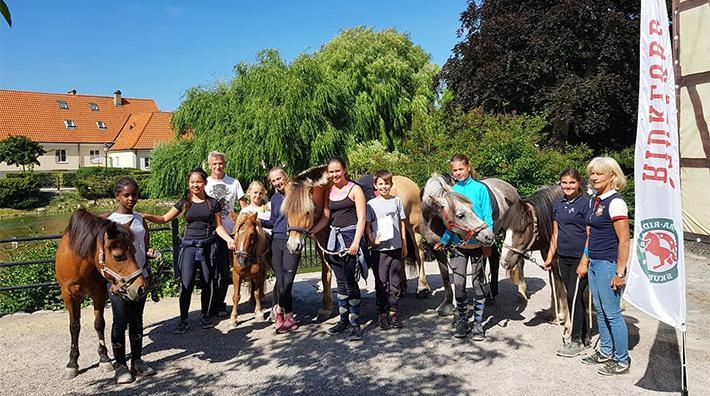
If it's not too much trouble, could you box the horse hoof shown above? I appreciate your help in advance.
[416,288,432,299]
[230,321,238,329]
[253,313,264,322]
[64,367,79,379]
[100,361,114,372]
[436,301,455,316]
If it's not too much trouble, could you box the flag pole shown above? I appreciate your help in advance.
[681,328,688,395]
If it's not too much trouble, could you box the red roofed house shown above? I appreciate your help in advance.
[0,89,176,176]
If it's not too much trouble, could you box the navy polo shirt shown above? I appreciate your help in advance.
[553,194,590,258]
[587,191,628,262]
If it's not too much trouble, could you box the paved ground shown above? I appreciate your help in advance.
[1,251,708,395]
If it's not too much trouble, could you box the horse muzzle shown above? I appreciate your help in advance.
[234,251,254,267]
[475,228,495,246]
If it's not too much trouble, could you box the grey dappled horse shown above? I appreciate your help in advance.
[420,174,521,316]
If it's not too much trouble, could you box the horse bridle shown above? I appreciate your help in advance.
[287,226,348,257]
[439,205,487,243]
[97,248,144,291]
[502,202,540,264]
[233,223,268,267]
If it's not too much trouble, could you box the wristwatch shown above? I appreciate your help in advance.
[616,271,625,278]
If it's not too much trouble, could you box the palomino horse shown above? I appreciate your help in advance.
[229,211,269,327]
[497,185,573,338]
[420,174,521,315]
[281,165,429,319]
[55,209,148,379]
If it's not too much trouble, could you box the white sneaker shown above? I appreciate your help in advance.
[114,364,135,384]
[131,359,157,376]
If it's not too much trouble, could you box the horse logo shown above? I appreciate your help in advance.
[636,218,680,284]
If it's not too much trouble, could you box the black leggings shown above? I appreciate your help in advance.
[558,255,588,342]
[109,289,147,365]
[372,249,402,312]
[177,245,213,321]
[271,239,301,314]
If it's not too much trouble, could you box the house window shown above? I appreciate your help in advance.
[57,100,69,109]
[89,102,99,111]
[144,157,151,168]
[64,119,76,128]
[56,149,67,163]
[96,121,107,129]
[89,150,101,164]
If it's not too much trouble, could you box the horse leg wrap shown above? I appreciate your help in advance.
[348,298,361,325]
[456,300,469,321]
[337,293,349,322]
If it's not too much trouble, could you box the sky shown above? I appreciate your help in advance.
[0,1,467,111]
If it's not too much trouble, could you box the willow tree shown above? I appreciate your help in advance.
[150,28,439,197]
[318,27,439,151]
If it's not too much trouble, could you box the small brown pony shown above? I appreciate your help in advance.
[55,209,148,379]
[229,211,268,327]
[281,166,429,319]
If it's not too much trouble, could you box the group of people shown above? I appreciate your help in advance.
[103,150,632,384]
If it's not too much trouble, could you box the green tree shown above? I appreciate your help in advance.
[0,135,46,171]
[152,28,439,197]
[441,0,643,150]
[1,0,11,27]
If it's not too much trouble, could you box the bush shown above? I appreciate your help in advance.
[73,167,151,200]
[60,172,77,188]
[0,241,63,315]
[0,172,41,209]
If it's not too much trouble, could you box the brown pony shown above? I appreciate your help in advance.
[281,166,429,319]
[229,211,268,327]
[55,209,148,379]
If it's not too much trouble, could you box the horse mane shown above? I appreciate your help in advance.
[294,165,329,185]
[236,211,255,227]
[64,208,134,258]
[281,179,316,221]
[497,185,561,242]
[423,173,453,199]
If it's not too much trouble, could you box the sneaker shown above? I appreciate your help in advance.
[276,317,299,334]
[347,324,363,341]
[454,319,470,339]
[451,312,467,328]
[471,322,485,341]
[378,313,390,330]
[114,364,135,384]
[597,360,630,376]
[174,320,188,334]
[581,350,613,365]
[327,320,350,335]
[390,313,403,329]
[556,341,585,357]
[198,315,214,329]
[274,310,285,330]
[130,359,157,377]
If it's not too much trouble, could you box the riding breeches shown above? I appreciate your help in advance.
[328,253,362,325]
[558,255,588,343]
[177,244,214,320]
[449,247,486,323]
[271,238,302,314]
[108,290,147,365]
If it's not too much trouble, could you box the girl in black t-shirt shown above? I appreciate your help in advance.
[145,168,236,334]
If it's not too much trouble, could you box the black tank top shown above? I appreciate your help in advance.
[329,185,358,228]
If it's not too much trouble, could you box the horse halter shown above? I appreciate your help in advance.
[503,203,539,261]
[439,205,486,243]
[97,247,144,291]
[287,226,311,236]
[234,223,259,266]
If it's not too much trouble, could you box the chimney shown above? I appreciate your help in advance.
[113,90,122,106]
[67,89,77,95]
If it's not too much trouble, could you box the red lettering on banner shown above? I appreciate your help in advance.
[649,41,666,60]
[649,19,663,35]
[650,64,668,82]
[642,165,676,189]
[647,129,671,147]
[650,85,669,104]
[649,106,665,123]
[645,151,673,168]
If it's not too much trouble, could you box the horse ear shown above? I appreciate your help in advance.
[105,221,120,240]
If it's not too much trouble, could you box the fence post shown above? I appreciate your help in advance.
[171,219,180,269]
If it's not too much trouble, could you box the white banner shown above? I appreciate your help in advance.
[625,0,686,331]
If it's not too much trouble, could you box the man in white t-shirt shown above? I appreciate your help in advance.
[205,151,247,317]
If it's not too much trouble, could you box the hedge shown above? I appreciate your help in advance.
[0,173,41,209]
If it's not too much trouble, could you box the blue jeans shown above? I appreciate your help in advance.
[588,259,629,364]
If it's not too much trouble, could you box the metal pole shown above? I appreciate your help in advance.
[681,329,688,395]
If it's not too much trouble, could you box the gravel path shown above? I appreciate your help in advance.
[1,252,708,395]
